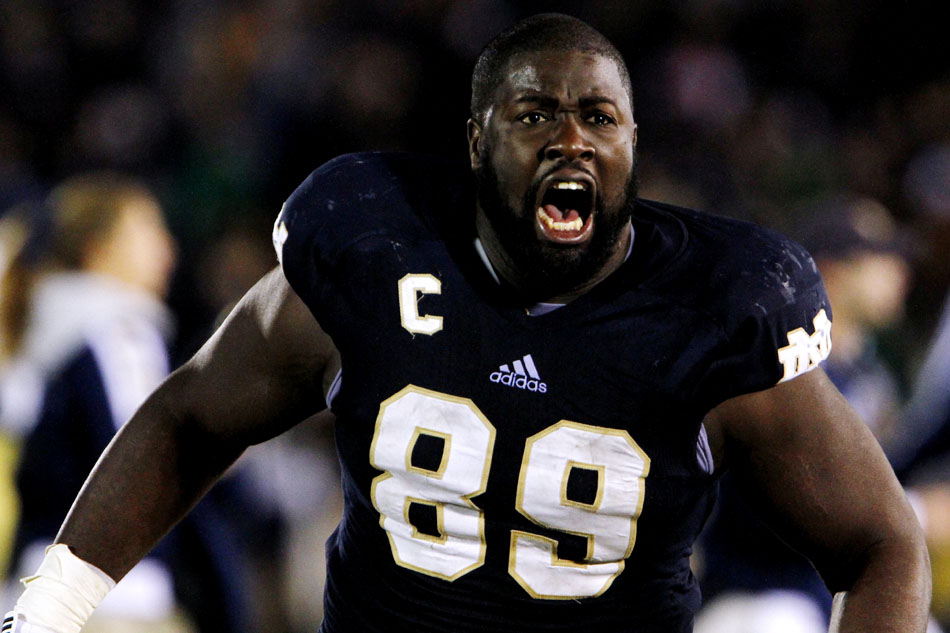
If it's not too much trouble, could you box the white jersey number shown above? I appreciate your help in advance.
[370,386,495,580]
[370,386,650,599]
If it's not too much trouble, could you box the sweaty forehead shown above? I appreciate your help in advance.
[499,50,628,106]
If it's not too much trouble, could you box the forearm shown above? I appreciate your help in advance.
[829,538,932,632]
[55,370,245,581]
[711,371,932,632]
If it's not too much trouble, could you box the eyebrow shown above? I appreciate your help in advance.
[578,95,619,109]
[512,93,619,110]
[513,94,559,108]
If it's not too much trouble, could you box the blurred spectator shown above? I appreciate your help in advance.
[889,142,950,627]
[900,291,950,626]
[0,174,265,633]
[0,204,41,574]
[696,194,920,632]
[896,295,950,480]
[240,412,342,633]
[159,215,341,633]
[665,43,751,133]
[888,142,950,478]
[0,176,174,441]
[800,195,913,444]
[183,219,339,633]
[0,174,185,632]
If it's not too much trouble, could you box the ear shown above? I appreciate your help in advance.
[631,121,638,148]
[467,118,483,170]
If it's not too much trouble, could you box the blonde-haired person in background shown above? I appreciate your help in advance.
[0,175,176,441]
[0,204,38,575]
[0,173,191,632]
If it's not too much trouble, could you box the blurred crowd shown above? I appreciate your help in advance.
[0,1,947,632]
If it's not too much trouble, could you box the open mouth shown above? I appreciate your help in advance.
[535,178,596,244]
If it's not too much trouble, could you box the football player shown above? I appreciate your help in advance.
[4,13,929,633]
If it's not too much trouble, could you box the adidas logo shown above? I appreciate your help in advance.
[489,354,548,393]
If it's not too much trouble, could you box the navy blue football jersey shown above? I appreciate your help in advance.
[273,152,832,633]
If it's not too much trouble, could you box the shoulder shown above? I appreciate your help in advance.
[635,199,825,317]
[632,200,832,395]
[281,151,469,226]
[274,152,470,263]
[272,152,473,315]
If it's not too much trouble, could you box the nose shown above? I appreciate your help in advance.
[542,115,594,163]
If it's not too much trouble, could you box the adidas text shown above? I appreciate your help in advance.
[490,354,547,393]
[489,371,548,393]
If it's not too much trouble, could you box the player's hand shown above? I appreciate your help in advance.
[1,612,60,633]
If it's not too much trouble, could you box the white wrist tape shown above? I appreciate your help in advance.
[12,544,116,633]
[3,610,60,633]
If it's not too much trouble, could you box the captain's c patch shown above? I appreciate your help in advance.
[398,274,443,335]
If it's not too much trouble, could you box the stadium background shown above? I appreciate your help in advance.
[1,0,948,631]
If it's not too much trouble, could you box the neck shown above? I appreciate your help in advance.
[474,206,632,304]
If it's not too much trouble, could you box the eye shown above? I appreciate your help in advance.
[588,112,616,127]
[517,111,550,126]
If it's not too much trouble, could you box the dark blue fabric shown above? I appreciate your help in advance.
[275,152,832,632]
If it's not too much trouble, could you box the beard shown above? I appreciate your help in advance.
[475,152,639,301]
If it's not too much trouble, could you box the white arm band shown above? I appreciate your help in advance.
[11,544,116,633]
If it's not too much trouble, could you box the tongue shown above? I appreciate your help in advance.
[541,204,580,223]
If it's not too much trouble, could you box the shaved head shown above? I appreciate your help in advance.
[470,13,632,125]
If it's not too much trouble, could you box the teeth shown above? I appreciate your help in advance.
[538,208,583,232]
[552,181,588,191]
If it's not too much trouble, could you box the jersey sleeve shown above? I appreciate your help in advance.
[271,152,406,316]
[696,230,833,410]
[270,152,453,332]
[271,155,349,309]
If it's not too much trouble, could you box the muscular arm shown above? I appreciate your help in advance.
[56,267,336,581]
[705,368,931,631]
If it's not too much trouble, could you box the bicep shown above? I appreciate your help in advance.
[706,368,919,590]
[169,266,336,446]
